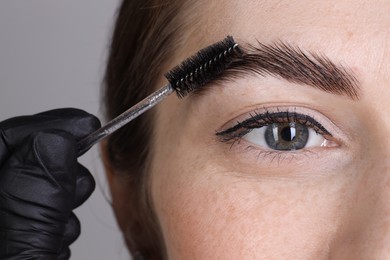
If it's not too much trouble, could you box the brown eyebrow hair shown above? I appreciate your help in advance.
[193,40,360,100]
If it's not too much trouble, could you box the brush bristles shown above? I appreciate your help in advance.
[165,35,242,98]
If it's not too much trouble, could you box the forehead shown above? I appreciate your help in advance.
[185,0,390,78]
[198,0,389,38]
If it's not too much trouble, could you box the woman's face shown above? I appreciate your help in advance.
[149,0,390,258]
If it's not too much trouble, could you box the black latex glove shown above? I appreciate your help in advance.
[0,108,101,259]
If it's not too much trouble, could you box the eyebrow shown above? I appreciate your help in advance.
[194,40,361,100]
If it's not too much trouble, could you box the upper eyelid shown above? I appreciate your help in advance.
[217,105,337,130]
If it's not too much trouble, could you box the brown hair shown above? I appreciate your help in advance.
[103,0,194,259]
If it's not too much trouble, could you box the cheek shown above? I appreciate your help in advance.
[149,88,366,259]
[150,134,357,259]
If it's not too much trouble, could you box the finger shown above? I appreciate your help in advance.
[73,164,96,209]
[58,247,71,260]
[1,108,100,142]
[62,212,81,248]
[35,108,101,139]
[0,108,101,166]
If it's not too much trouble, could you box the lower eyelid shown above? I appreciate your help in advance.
[232,143,321,165]
[225,139,341,168]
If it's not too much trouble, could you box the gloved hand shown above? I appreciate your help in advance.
[0,108,101,259]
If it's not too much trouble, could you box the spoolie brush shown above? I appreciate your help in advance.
[77,35,242,155]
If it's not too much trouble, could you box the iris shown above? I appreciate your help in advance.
[265,122,309,150]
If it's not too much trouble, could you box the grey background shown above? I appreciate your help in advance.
[0,1,131,259]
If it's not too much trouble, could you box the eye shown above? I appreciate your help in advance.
[244,122,326,151]
[216,108,335,152]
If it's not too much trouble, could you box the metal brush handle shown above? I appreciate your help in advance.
[77,84,174,156]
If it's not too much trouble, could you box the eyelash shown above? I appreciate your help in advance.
[216,109,332,144]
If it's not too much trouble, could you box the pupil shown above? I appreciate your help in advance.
[280,125,296,141]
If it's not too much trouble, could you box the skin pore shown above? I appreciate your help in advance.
[107,0,390,259]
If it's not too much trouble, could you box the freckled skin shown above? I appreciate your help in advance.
[109,0,390,259]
